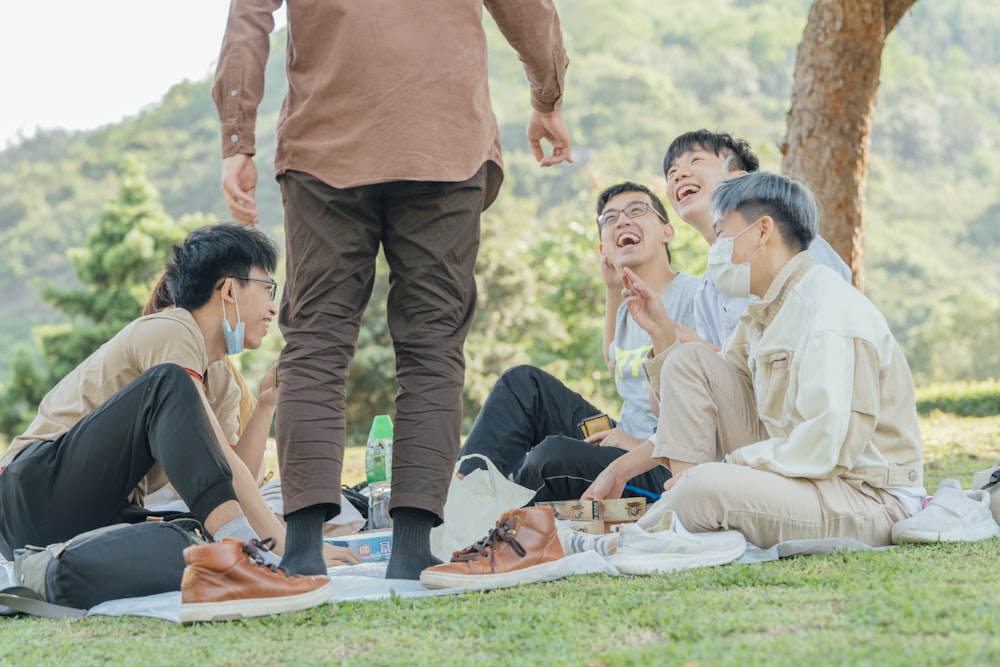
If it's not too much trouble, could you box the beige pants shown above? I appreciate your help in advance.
[654,344,907,548]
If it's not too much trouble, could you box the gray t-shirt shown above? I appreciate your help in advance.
[612,272,698,438]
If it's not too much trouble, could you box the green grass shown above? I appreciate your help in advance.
[4,414,999,666]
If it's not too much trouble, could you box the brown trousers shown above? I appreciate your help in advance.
[275,167,486,521]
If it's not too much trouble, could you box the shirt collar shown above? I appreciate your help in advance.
[742,251,815,329]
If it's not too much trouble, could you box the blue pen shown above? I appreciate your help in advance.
[623,484,661,500]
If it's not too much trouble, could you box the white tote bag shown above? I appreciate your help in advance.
[429,454,537,562]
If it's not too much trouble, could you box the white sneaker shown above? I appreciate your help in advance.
[609,510,746,575]
[891,479,1000,544]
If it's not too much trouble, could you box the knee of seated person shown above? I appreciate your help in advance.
[662,345,725,392]
[670,462,728,505]
[147,363,190,382]
[664,342,716,374]
[500,364,538,382]
[499,364,543,385]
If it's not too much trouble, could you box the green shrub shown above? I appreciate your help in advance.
[916,380,1000,417]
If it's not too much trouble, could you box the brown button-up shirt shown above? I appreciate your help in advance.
[213,0,568,209]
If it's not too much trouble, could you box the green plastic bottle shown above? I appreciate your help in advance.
[365,414,393,530]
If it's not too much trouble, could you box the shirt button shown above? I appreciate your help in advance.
[230,89,238,96]
[908,471,917,481]
[230,134,239,143]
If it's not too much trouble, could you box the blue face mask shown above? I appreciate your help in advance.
[222,288,245,355]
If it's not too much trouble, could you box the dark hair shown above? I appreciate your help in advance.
[711,171,818,252]
[663,129,760,176]
[142,274,173,316]
[595,182,672,263]
[165,223,279,310]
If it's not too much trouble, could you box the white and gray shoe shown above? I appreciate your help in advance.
[609,510,746,575]
[891,479,1000,544]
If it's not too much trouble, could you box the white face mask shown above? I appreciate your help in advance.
[707,219,762,299]
[221,286,245,355]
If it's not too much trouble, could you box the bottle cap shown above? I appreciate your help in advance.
[369,414,393,439]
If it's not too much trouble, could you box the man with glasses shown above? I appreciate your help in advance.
[457,182,698,502]
[0,223,359,622]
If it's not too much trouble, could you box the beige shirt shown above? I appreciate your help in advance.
[1,309,240,500]
[212,0,568,208]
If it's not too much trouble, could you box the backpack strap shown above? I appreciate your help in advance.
[0,586,86,619]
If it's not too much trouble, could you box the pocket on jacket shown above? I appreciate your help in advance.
[756,349,793,428]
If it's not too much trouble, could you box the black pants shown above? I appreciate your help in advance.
[0,364,237,560]
[458,365,670,502]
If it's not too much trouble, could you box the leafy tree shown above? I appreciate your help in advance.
[782,0,919,288]
[0,157,196,441]
[0,346,48,441]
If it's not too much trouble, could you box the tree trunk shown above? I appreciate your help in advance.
[781,0,917,289]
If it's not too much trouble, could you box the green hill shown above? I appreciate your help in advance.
[1,0,998,393]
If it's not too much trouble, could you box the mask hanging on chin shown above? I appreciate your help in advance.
[706,219,761,299]
[221,286,245,355]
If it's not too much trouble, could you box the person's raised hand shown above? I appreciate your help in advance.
[257,362,279,410]
[599,249,621,290]
[621,267,676,352]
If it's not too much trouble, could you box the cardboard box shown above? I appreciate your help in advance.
[327,530,393,562]
[563,520,605,535]
[538,497,646,524]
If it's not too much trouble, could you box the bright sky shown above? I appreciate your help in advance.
[0,1,286,149]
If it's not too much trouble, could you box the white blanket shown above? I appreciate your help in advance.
[1,539,881,623]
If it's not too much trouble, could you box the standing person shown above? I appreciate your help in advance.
[213,0,573,580]
[458,182,698,501]
[609,172,923,548]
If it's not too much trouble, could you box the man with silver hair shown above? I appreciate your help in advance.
[606,171,924,548]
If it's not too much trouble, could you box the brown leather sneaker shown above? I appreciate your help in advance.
[419,506,565,590]
[178,538,334,623]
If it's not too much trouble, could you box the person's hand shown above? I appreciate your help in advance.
[621,267,676,352]
[222,154,259,226]
[257,362,279,410]
[527,109,573,167]
[599,249,621,290]
[584,427,643,452]
[581,466,626,501]
[323,541,362,567]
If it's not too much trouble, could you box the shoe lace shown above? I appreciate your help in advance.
[451,515,525,572]
[242,537,287,575]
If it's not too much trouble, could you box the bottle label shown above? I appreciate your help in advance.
[365,437,392,484]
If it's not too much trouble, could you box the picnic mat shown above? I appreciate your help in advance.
[0,537,880,623]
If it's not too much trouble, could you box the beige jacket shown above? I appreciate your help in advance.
[645,252,923,490]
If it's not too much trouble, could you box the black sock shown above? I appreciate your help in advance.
[280,504,328,576]
[385,507,443,580]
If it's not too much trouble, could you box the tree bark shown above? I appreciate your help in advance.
[781,0,917,289]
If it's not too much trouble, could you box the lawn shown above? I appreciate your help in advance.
[3,414,999,666]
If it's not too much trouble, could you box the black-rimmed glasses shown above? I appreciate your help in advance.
[227,276,278,300]
[597,201,667,228]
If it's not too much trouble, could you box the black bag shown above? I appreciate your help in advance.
[343,482,370,521]
[2,519,205,617]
